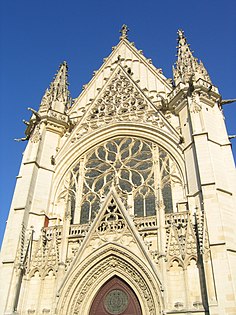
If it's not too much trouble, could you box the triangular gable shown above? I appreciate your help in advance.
[79,64,160,124]
[61,64,180,152]
[68,39,172,121]
[66,188,156,270]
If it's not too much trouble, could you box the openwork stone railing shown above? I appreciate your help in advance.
[45,225,63,239]
[196,78,218,92]
[44,224,89,239]
[44,211,190,240]
[69,224,90,237]
[165,211,189,226]
[168,82,184,100]
[134,216,157,230]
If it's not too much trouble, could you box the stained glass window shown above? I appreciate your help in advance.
[59,137,184,223]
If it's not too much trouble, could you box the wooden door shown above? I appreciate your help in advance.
[89,276,142,315]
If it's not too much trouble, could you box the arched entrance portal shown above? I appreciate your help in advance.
[89,276,142,315]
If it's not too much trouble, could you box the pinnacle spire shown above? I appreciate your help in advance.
[39,61,71,113]
[173,29,211,85]
[119,24,129,40]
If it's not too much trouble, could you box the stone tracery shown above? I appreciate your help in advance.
[56,137,184,224]
[87,70,149,121]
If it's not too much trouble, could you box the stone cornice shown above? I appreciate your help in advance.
[40,109,70,136]
[167,78,221,114]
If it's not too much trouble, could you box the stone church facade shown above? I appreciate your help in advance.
[1,26,236,315]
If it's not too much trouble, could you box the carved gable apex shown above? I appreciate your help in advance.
[68,39,172,122]
[78,64,159,124]
[67,189,156,271]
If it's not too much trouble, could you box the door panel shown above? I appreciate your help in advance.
[89,276,142,315]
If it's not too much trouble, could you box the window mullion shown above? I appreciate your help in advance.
[74,157,86,224]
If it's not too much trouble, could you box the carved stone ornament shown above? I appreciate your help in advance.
[30,124,41,143]
[173,30,212,85]
[65,255,159,315]
[96,198,127,242]
[196,209,210,261]
[39,61,71,113]
[40,88,51,112]
[189,94,202,113]
[26,227,59,277]
[190,100,202,113]
[48,109,68,122]
[87,69,149,120]
[165,212,198,267]
[120,24,129,40]
[71,69,169,143]
[57,137,185,226]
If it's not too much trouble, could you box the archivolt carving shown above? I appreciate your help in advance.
[57,247,162,315]
[71,112,167,143]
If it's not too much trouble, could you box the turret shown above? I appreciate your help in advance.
[39,61,71,114]
[169,29,236,315]
[173,29,211,85]
[0,62,71,313]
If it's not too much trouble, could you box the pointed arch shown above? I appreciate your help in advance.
[167,257,184,271]
[56,243,163,315]
[54,121,184,184]
[89,276,142,315]
[28,268,41,279]
[51,129,186,221]
[185,255,198,268]
[42,267,57,279]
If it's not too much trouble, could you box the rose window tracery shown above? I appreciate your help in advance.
[57,137,184,224]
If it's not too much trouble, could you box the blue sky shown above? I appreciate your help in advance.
[0,0,235,246]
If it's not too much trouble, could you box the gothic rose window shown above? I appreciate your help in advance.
[58,137,184,224]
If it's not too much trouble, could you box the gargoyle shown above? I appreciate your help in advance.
[15,108,41,142]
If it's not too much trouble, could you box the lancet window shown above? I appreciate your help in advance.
[57,137,185,224]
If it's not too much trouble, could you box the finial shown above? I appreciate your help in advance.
[177,29,185,39]
[177,29,188,47]
[120,24,129,40]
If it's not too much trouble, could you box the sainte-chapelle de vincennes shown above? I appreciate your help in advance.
[1,26,236,315]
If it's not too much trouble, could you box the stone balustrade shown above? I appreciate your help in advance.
[43,211,191,240]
